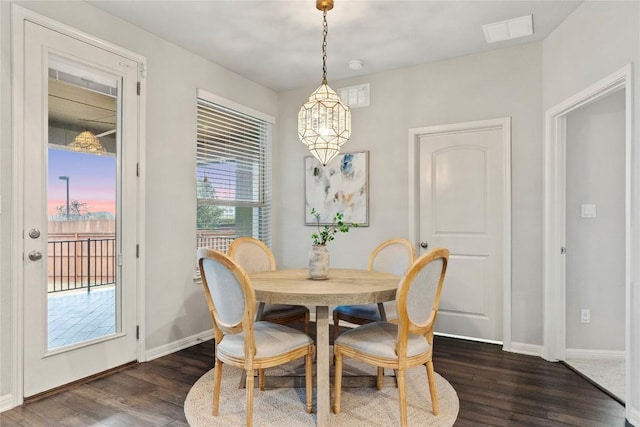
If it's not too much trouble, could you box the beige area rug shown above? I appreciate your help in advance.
[185,359,459,426]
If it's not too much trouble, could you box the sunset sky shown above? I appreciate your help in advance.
[47,148,116,216]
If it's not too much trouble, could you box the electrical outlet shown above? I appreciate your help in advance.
[581,309,591,323]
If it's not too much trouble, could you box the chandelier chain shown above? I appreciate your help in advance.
[322,9,328,84]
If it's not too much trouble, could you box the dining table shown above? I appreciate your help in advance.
[249,268,400,427]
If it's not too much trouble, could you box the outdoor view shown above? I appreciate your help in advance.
[46,62,118,350]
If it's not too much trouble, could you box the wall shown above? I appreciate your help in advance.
[0,0,11,401]
[274,43,543,345]
[543,1,640,421]
[0,0,277,401]
[565,90,625,351]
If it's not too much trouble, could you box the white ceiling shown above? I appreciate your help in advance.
[88,0,582,92]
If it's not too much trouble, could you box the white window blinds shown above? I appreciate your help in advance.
[196,93,272,250]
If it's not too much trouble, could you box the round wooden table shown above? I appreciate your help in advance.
[250,268,400,427]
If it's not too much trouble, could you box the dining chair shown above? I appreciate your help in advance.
[332,247,449,427]
[197,248,314,427]
[332,238,416,342]
[229,237,310,334]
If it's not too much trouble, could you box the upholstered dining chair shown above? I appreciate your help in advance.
[229,237,310,334]
[332,238,416,342]
[197,248,314,427]
[332,247,449,427]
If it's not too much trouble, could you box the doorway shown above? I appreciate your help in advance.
[543,65,632,409]
[408,118,512,346]
[14,12,144,399]
[564,89,626,402]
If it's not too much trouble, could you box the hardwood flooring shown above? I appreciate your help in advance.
[1,330,629,426]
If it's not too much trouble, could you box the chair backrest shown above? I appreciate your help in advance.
[197,248,256,344]
[368,238,416,276]
[228,237,276,273]
[395,247,449,356]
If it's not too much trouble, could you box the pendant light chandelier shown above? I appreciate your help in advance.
[298,0,351,166]
[68,130,107,155]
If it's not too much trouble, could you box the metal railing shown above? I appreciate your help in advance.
[48,238,116,293]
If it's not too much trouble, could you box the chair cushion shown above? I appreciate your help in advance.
[335,321,430,359]
[218,321,312,359]
[333,304,381,321]
[262,304,309,320]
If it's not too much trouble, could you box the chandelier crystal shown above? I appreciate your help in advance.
[68,130,107,155]
[298,0,351,166]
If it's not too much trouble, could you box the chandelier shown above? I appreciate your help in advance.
[68,130,107,155]
[298,0,351,166]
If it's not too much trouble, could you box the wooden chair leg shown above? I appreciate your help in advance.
[259,368,265,391]
[426,361,439,415]
[212,359,223,416]
[376,367,384,390]
[245,368,255,427]
[332,351,343,414]
[396,369,408,427]
[304,311,310,335]
[305,347,313,413]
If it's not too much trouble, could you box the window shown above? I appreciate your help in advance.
[196,90,273,253]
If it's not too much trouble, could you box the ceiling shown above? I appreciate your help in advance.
[88,0,582,92]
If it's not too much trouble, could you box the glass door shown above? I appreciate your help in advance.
[22,21,139,397]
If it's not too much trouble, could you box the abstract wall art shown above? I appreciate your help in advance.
[304,151,369,225]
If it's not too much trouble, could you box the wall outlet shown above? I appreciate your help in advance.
[581,309,591,323]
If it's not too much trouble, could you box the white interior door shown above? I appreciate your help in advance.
[22,21,139,397]
[417,122,507,342]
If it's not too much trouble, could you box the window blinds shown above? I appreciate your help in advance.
[196,96,272,245]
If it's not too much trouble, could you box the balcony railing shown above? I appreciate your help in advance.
[48,238,116,293]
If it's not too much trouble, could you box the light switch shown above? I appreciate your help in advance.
[581,204,597,218]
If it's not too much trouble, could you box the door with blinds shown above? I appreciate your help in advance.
[195,89,274,253]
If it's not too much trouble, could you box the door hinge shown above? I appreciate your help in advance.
[136,325,140,340]
[136,81,141,96]
[136,244,140,258]
[136,162,140,177]
[560,247,567,255]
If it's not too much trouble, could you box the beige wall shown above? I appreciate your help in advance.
[0,0,277,399]
[274,42,543,345]
[542,1,640,419]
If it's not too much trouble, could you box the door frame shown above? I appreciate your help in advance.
[10,5,147,407]
[408,117,512,349]
[542,65,633,411]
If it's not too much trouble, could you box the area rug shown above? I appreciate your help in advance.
[184,359,459,426]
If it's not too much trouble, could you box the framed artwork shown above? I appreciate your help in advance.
[304,151,369,226]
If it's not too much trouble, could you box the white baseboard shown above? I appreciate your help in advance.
[145,329,214,361]
[507,342,543,357]
[0,394,15,413]
[627,405,639,426]
[565,348,625,360]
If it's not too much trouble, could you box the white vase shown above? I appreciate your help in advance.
[309,245,330,280]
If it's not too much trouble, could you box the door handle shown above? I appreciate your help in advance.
[28,251,43,261]
[420,241,429,249]
[28,228,41,239]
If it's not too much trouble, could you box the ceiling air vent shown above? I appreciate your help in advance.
[482,15,533,43]
[338,83,370,109]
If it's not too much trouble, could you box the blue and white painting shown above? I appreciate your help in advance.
[304,151,369,225]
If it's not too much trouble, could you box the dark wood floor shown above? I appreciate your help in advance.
[1,328,629,426]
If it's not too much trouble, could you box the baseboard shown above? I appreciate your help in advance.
[565,348,625,360]
[145,329,214,361]
[627,405,640,426]
[507,341,543,357]
[0,394,15,413]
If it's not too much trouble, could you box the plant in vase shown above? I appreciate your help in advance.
[309,208,358,279]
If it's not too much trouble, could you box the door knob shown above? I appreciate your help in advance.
[420,241,429,249]
[28,228,41,239]
[28,251,43,261]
